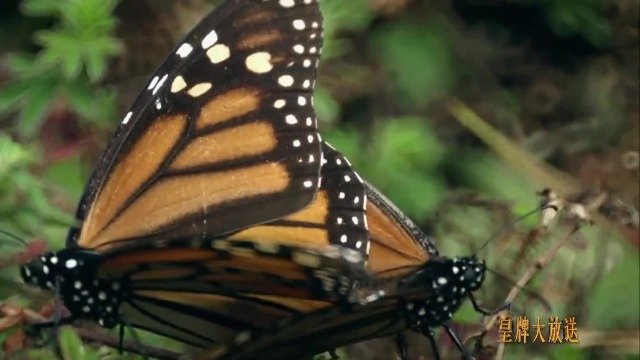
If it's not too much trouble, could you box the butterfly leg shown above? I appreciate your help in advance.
[52,276,62,349]
[469,293,510,316]
[442,324,474,360]
[396,332,408,360]
[423,330,441,360]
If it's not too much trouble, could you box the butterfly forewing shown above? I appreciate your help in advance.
[84,142,370,348]
[71,0,325,251]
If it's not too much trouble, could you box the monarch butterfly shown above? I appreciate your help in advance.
[19,0,372,353]
[17,0,501,359]
[201,183,498,360]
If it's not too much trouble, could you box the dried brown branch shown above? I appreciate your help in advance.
[472,190,607,360]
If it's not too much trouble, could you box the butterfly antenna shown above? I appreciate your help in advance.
[0,228,27,247]
[475,204,556,255]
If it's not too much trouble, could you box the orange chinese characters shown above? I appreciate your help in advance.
[548,316,563,343]
[498,315,513,343]
[532,317,546,343]
[563,317,579,343]
[514,316,530,343]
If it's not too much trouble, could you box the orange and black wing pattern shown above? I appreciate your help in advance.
[212,297,406,360]
[229,142,370,259]
[96,239,368,348]
[90,143,370,348]
[366,182,437,277]
[67,0,325,252]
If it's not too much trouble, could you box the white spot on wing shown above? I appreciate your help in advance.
[152,74,169,95]
[274,99,286,108]
[176,43,193,58]
[171,76,187,93]
[122,111,133,125]
[278,75,294,87]
[285,115,298,124]
[201,30,218,49]
[207,44,230,64]
[279,0,295,7]
[246,52,273,73]
[65,259,78,269]
[147,76,159,90]
[187,83,212,97]
[121,112,133,125]
[293,19,306,30]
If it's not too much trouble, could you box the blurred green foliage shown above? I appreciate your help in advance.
[0,0,637,359]
[0,135,73,242]
[326,118,448,219]
[0,0,120,136]
[372,19,456,107]
[59,327,99,360]
[516,0,611,46]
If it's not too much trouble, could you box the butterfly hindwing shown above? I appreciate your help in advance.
[227,141,370,259]
[70,0,325,251]
[96,239,368,348]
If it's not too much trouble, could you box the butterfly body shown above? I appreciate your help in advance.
[21,250,125,328]
[397,256,485,332]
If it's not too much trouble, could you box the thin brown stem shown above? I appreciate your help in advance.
[479,192,607,360]
[490,222,579,360]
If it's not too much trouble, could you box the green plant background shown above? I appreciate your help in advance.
[0,0,638,359]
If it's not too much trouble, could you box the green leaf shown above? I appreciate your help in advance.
[44,155,84,198]
[18,79,58,136]
[0,80,31,111]
[21,0,62,16]
[315,86,341,126]
[322,127,364,164]
[549,345,587,360]
[59,327,87,360]
[546,0,610,47]
[319,0,374,60]
[63,79,94,116]
[0,135,34,174]
[588,241,640,330]
[89,88,118,127]
[320,0,373,34]
[373,19,456,107]
[374,119,445,171]
[6,53,38,75]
